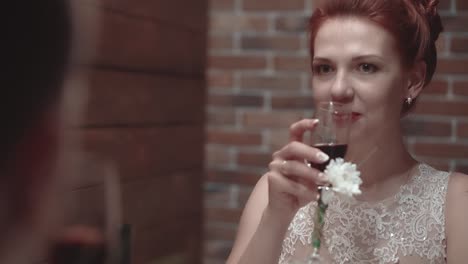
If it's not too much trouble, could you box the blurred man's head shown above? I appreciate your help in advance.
[0,1,77,261]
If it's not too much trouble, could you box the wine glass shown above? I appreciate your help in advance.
[50,154,123,264]
[309,101,351,171]
[301,101,351,264]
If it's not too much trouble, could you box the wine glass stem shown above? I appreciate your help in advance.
[311,189,327,256]
[307,248,321,264]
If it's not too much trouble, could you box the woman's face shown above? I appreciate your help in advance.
[312,17,410,144]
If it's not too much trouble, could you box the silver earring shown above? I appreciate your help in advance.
[406,97,413,105]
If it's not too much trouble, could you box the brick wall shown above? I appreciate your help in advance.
[71,1,208,263]
[204,0,468,263]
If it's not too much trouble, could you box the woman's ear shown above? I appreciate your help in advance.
[406,60,427,99]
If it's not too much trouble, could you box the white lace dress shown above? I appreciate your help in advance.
[279,164,449,264]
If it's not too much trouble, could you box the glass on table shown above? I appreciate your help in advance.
[50,155,122,264]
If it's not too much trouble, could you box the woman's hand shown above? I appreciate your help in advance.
[265,119,330,220]
[226,118,331,264]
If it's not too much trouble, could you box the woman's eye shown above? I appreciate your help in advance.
[358,63,378,73]
[313,64,334,75]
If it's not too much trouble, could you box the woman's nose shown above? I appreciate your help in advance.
[330,71,353,103]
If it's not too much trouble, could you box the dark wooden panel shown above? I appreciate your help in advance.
[84,69,205,126]
[66,185,106,227]
[121,171,202,229]
[70,1,208,263]
[81,126,205,181]
[93,9,206,76]
[81,0,208,32]
[65,171,203,263]
[121,173,202,263]
[131,219,202,264]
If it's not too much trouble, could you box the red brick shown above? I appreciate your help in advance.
[241,35,302,51]
[208,94,264,107]
[207,130,263,145]
[210,14,269,33]
[451,36,468,53]
[237,152,271,167]
[441,15,468,33]
[413,99,468,116]
[274,56,310,72]
[243,0,305,11]
[240,74,302,91]
[205,168,261,186]
[453,81,468,97]
[206,110,237,127]
[209,34,233,50]
[238,186,255,207]
[204,183,235,207]
[436,58,468,74]
[435,34,447,54]
[402,118,452,137]
[203,240,233,261]
[458,122,468,138]
[275,15,309,32]
[205,146,233,166]
[424,79,449,95]
[205,208,242,223]
[413,142,468,159]
[271,96,314,110]
[204,223,237,241]
[207,71,234,88]
[209,0,234,11]
[242,111,306,129]
[208,55,267,70]
[268,130,290,150]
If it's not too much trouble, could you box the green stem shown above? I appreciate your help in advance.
[312,188,328,251]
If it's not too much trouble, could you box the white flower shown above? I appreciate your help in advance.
[320,187,334,205]
[324,158,362,198]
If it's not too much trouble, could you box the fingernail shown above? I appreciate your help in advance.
[311,119,319,125]
[316,152,329,162]
[318,173,328,180]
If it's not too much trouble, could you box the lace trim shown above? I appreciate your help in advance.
[279,164,449,264]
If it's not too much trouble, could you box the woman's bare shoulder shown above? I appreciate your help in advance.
[447,171,468,193]
[445,171,468,262]
[226,174,269,263]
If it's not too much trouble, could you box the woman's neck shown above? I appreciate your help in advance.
[347,126,418,202]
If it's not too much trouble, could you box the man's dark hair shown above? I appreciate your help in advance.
[2,2,72,165]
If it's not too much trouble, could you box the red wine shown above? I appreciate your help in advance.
[50,226,106,264]
[310,144,348,171]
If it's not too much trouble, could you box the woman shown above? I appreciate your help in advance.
[226,0,468,263]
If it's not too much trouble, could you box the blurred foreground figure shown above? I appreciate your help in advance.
[0,2,91,263]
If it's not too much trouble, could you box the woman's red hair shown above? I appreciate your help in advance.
[309,0,443,86]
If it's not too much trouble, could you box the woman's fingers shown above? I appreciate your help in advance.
[273,141,330,165]
[264,119,330,212]
[269,159,328,186]
[267,171,318,204]
[289,119,319,142]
